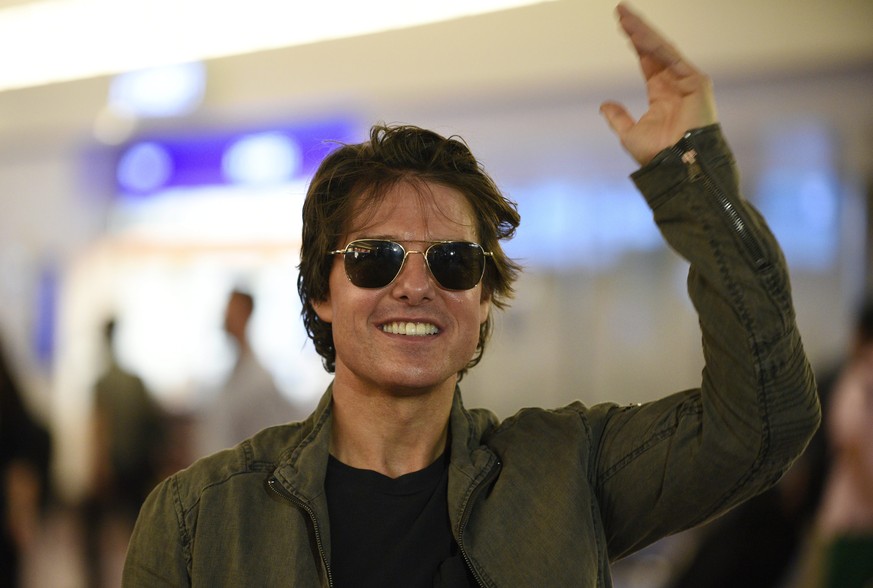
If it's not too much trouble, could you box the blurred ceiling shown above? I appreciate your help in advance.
[0,0,555,92]
[0,0,871,141]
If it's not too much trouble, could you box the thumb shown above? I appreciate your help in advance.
[599,101,635,138]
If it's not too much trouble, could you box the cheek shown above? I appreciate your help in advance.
[448,291,489,337]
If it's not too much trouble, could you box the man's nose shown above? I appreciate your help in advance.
[391,251,435,302]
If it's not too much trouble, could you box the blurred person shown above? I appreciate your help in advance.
[799,299,873,588]
[82,318,167,588]
[0,335,51,587]
[196,288,305,456]
[123,5,820,586]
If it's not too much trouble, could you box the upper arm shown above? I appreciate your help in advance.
[123,476,191,586]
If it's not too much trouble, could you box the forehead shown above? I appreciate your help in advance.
[346,181,478,240]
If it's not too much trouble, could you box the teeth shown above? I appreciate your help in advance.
[382,321,439,336]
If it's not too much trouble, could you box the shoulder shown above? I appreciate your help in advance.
[486,401,599,447]
[166,418,314,510]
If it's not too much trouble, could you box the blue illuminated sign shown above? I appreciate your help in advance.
[116,118,360,196]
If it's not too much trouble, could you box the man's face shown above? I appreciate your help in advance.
[312,181,491,395]
[223,293,249,341]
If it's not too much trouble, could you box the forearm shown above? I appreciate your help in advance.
[596,125,820,558]
[633,124,820,479]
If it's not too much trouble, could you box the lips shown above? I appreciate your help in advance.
[381,321,439,336]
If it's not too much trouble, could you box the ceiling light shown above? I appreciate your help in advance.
[0,0,553,93]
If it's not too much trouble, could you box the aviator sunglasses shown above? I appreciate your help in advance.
[330,239,492,290]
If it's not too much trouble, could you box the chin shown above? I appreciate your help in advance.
[379,367,459,395]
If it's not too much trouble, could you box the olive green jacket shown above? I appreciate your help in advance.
[123,125,820,587]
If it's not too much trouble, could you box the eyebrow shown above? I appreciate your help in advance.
[347,236,476,245]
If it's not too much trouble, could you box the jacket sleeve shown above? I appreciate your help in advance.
[589,124,821,559]
[122,475,191,586]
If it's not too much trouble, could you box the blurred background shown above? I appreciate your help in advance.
[1,0,871,586]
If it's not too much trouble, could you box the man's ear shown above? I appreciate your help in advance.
[311,296,333,324]
[479,291,491,325]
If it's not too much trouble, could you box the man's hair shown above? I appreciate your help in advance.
[298,124,522,376]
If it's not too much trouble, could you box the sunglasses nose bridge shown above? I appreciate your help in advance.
[398,248,430,276]
[392,250,439,297]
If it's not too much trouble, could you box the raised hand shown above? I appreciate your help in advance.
[600,3,719,166]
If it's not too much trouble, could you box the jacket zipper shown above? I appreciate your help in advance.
[456,456,502,588]
[266,477,334,588]
[673,131,771,272]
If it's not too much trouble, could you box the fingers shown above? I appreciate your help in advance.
[616,2,696,79]
[599,101,635,138]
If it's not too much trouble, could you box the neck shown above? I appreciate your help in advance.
[329,377,455,479]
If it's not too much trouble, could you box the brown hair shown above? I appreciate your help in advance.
[298,124,521,376]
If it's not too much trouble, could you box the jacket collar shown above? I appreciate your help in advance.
[270,383,500,533]
[272,384,335,504]
[447,388,501,536]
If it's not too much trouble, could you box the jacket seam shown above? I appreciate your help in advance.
[170,475,194,575]
[178,467,277,519]
[598,399,702,485]
[578,409,610,585]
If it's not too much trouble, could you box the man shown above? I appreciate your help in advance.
[85,319,166,588]
[123,4,820,586]
[196,289,302,456]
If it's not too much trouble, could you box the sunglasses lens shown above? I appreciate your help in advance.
[427,242,486,290]
[343,240,405,288]
[339,240,487,290]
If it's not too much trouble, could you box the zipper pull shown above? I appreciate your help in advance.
[680,147,703,182]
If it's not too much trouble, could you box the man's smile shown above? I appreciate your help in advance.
[380,321,440,336]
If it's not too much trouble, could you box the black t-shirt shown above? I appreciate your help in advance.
[325,450,475,588]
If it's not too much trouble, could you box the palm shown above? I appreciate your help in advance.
[601,4,718,165]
